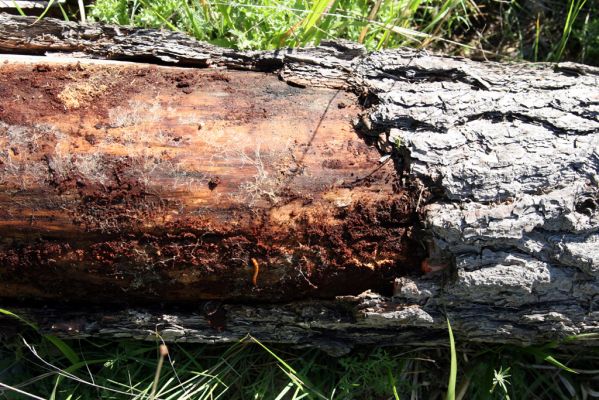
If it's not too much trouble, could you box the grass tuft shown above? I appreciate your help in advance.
[1,322,597,399]
[9,0,598,64]
[78,0,598,64]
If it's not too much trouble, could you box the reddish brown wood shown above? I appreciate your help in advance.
[0,56,423,304]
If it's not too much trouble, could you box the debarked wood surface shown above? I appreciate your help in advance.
[0,14,598,351]
[0,54,422,304]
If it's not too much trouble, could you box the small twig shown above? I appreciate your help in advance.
[0,382,45,400]
[21,338,142,398]
[77,0,86,22]
[149,344,168,400]
[342,156,391,189]
[251,258,260,287]
[415,185,425,212]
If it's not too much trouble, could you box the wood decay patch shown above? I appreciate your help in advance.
[0,58,425,304]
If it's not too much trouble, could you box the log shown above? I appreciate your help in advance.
[0,14,598,352]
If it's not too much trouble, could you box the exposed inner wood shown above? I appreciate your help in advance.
[0,56,423,304]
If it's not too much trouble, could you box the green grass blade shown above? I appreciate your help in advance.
[565,332,599,341]
[298,0,334,45]
[49,374,63,400]
[1,307,79,368]
[137,0,180,32]
[534,13,541,62]
[388,366,400,400]
[250,336,298,375]
[250,335,328,399]
[542,355,578,374]
[446,317,457,400]
[274,382,294,400]
[181,0,202,39]
[35,0,57,22]
[302,0,333,32]
[58,3,70,21]
[523,347,578,374]
[11,0,26,16]
[554,0,588,61]
[45,335,80,365]
[0,307,37,330]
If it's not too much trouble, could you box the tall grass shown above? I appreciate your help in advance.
[552,0,588,61]
[88,0,479,51]
[82,0,599,64]
[482,0,598,64]
[11,0,597,63]
[1,322,597,399]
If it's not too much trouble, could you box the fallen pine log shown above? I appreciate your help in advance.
[0,14,598,351]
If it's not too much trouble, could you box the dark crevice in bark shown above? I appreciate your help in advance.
[107,54,212,68]
[459,111,597,136]
[375,117,444,133]
[374,67,492,90]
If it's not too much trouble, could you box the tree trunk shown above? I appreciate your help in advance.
[0,14,598,352]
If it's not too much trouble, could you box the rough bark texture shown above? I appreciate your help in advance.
[0,14,598,351]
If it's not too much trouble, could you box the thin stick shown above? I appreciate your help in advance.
[0,382,45,400]
[149,344,168,400]
[77,0,86,22]
[415,185,425,212]
[358,0,382,43]
[251,258,260,287]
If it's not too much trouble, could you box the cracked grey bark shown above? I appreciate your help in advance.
[0,14,598,351]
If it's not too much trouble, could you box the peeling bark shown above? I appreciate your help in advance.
[0,14,598,349]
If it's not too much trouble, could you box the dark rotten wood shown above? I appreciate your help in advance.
[0,14,598,351]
